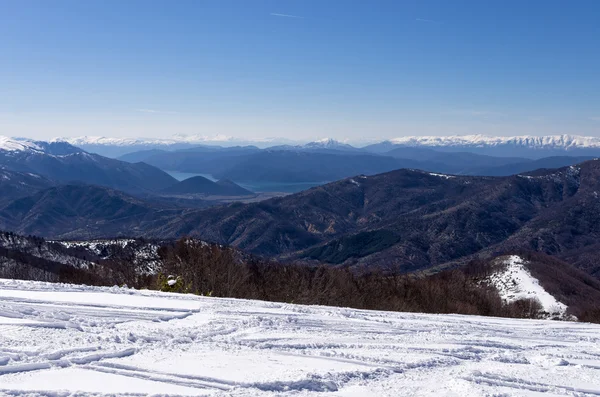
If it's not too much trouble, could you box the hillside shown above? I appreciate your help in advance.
[0,136,177,194]
[158,160,600,276]
[161,176,253,196]
[3,153,600,278]
[0,169,55,206]
[0,185,183,239]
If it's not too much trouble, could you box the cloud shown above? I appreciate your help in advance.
[590,117,600,122]
[135,109,179,115]
[270,13,303,19]
[416,18,436,23]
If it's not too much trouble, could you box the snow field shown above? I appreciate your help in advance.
[0,278,599,396]
[489,255,569,317]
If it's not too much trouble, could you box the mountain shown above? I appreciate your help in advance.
[156,160,600,278]
[0,169,55,206]
[269,138,361,153]
[118,146,262,175]
[55,136,289,157]
[364,134,600,158]
[0,184,182,239]
[211,151,426,183]
[0,136,178,194]
[53,134,600,160]
[161,176,253,196]
[116,138,600,187]
[4,149,600,279]
[475,156,596,176]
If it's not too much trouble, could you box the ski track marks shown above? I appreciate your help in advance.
[0,278,599,396]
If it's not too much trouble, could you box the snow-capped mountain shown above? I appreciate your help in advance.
[303,138,357,151]
[0,136,177,194]
[0,136,82,156]
[51,135,301,157]
[47,133,600,159]
[269,138,360,152]
[365,134,600,158]
[389,134,600,149]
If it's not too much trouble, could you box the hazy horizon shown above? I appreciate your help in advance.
[2,0,599,141]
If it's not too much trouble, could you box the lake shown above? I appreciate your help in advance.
[165,171,327,193]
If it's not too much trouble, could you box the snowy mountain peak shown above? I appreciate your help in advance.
[53,134,235,147]
[304,138,356,150]
[0,136,42,152]
[388,134,600,149]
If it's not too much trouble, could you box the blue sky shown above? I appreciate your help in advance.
[1,0,599,142]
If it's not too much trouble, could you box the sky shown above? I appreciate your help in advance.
[0,0,599,143]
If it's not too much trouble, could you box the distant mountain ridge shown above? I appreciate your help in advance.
[0,136,177,194]
[2,155,600,280]
[365,134,600,158]
[49,133,600,153]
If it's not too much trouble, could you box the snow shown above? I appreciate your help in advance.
[488,255,568,317]
[389,134,600,149]
[428,172,455,179]
[53,134,235,147]
[1,279,599,396]
[0,136,42,152]
[304,138,354,150]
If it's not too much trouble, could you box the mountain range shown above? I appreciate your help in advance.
[55,134,600,159]
[115,142,594,186]
[1,153,599,281]
[3,135,600,282]
[0,136,177,194]
[147,161,596,276]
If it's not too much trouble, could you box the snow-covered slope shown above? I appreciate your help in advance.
[53,239,162,274]
[303,138,357,151]
[53,135,234,147]
[0,136,42,152]
[488,255,569,318]
[388,134,600,149]
[1,279,599,396]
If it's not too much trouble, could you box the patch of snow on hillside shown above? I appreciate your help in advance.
[489,255,568,317]
[0,279,599,396]
[428,172,455,179]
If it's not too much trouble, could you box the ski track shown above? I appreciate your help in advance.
[0,279,599,396]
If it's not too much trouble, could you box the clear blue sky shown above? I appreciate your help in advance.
[1,0,599,142]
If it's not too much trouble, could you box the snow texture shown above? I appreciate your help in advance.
[0,137,42,152]
[1,278,599,396]
[489,255,568,317]
[427,172,456,179]
[389,134,600,149]
[48,134,600,150]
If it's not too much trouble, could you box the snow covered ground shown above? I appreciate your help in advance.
[0,279,599,396]
[488,255,569,318]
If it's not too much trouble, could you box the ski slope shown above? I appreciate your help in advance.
[0,279,599,396]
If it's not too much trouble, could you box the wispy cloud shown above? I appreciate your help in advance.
[416,18,436,23]
[589,116,600,122]
[270,13,304,19]
[135,108,179,115]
